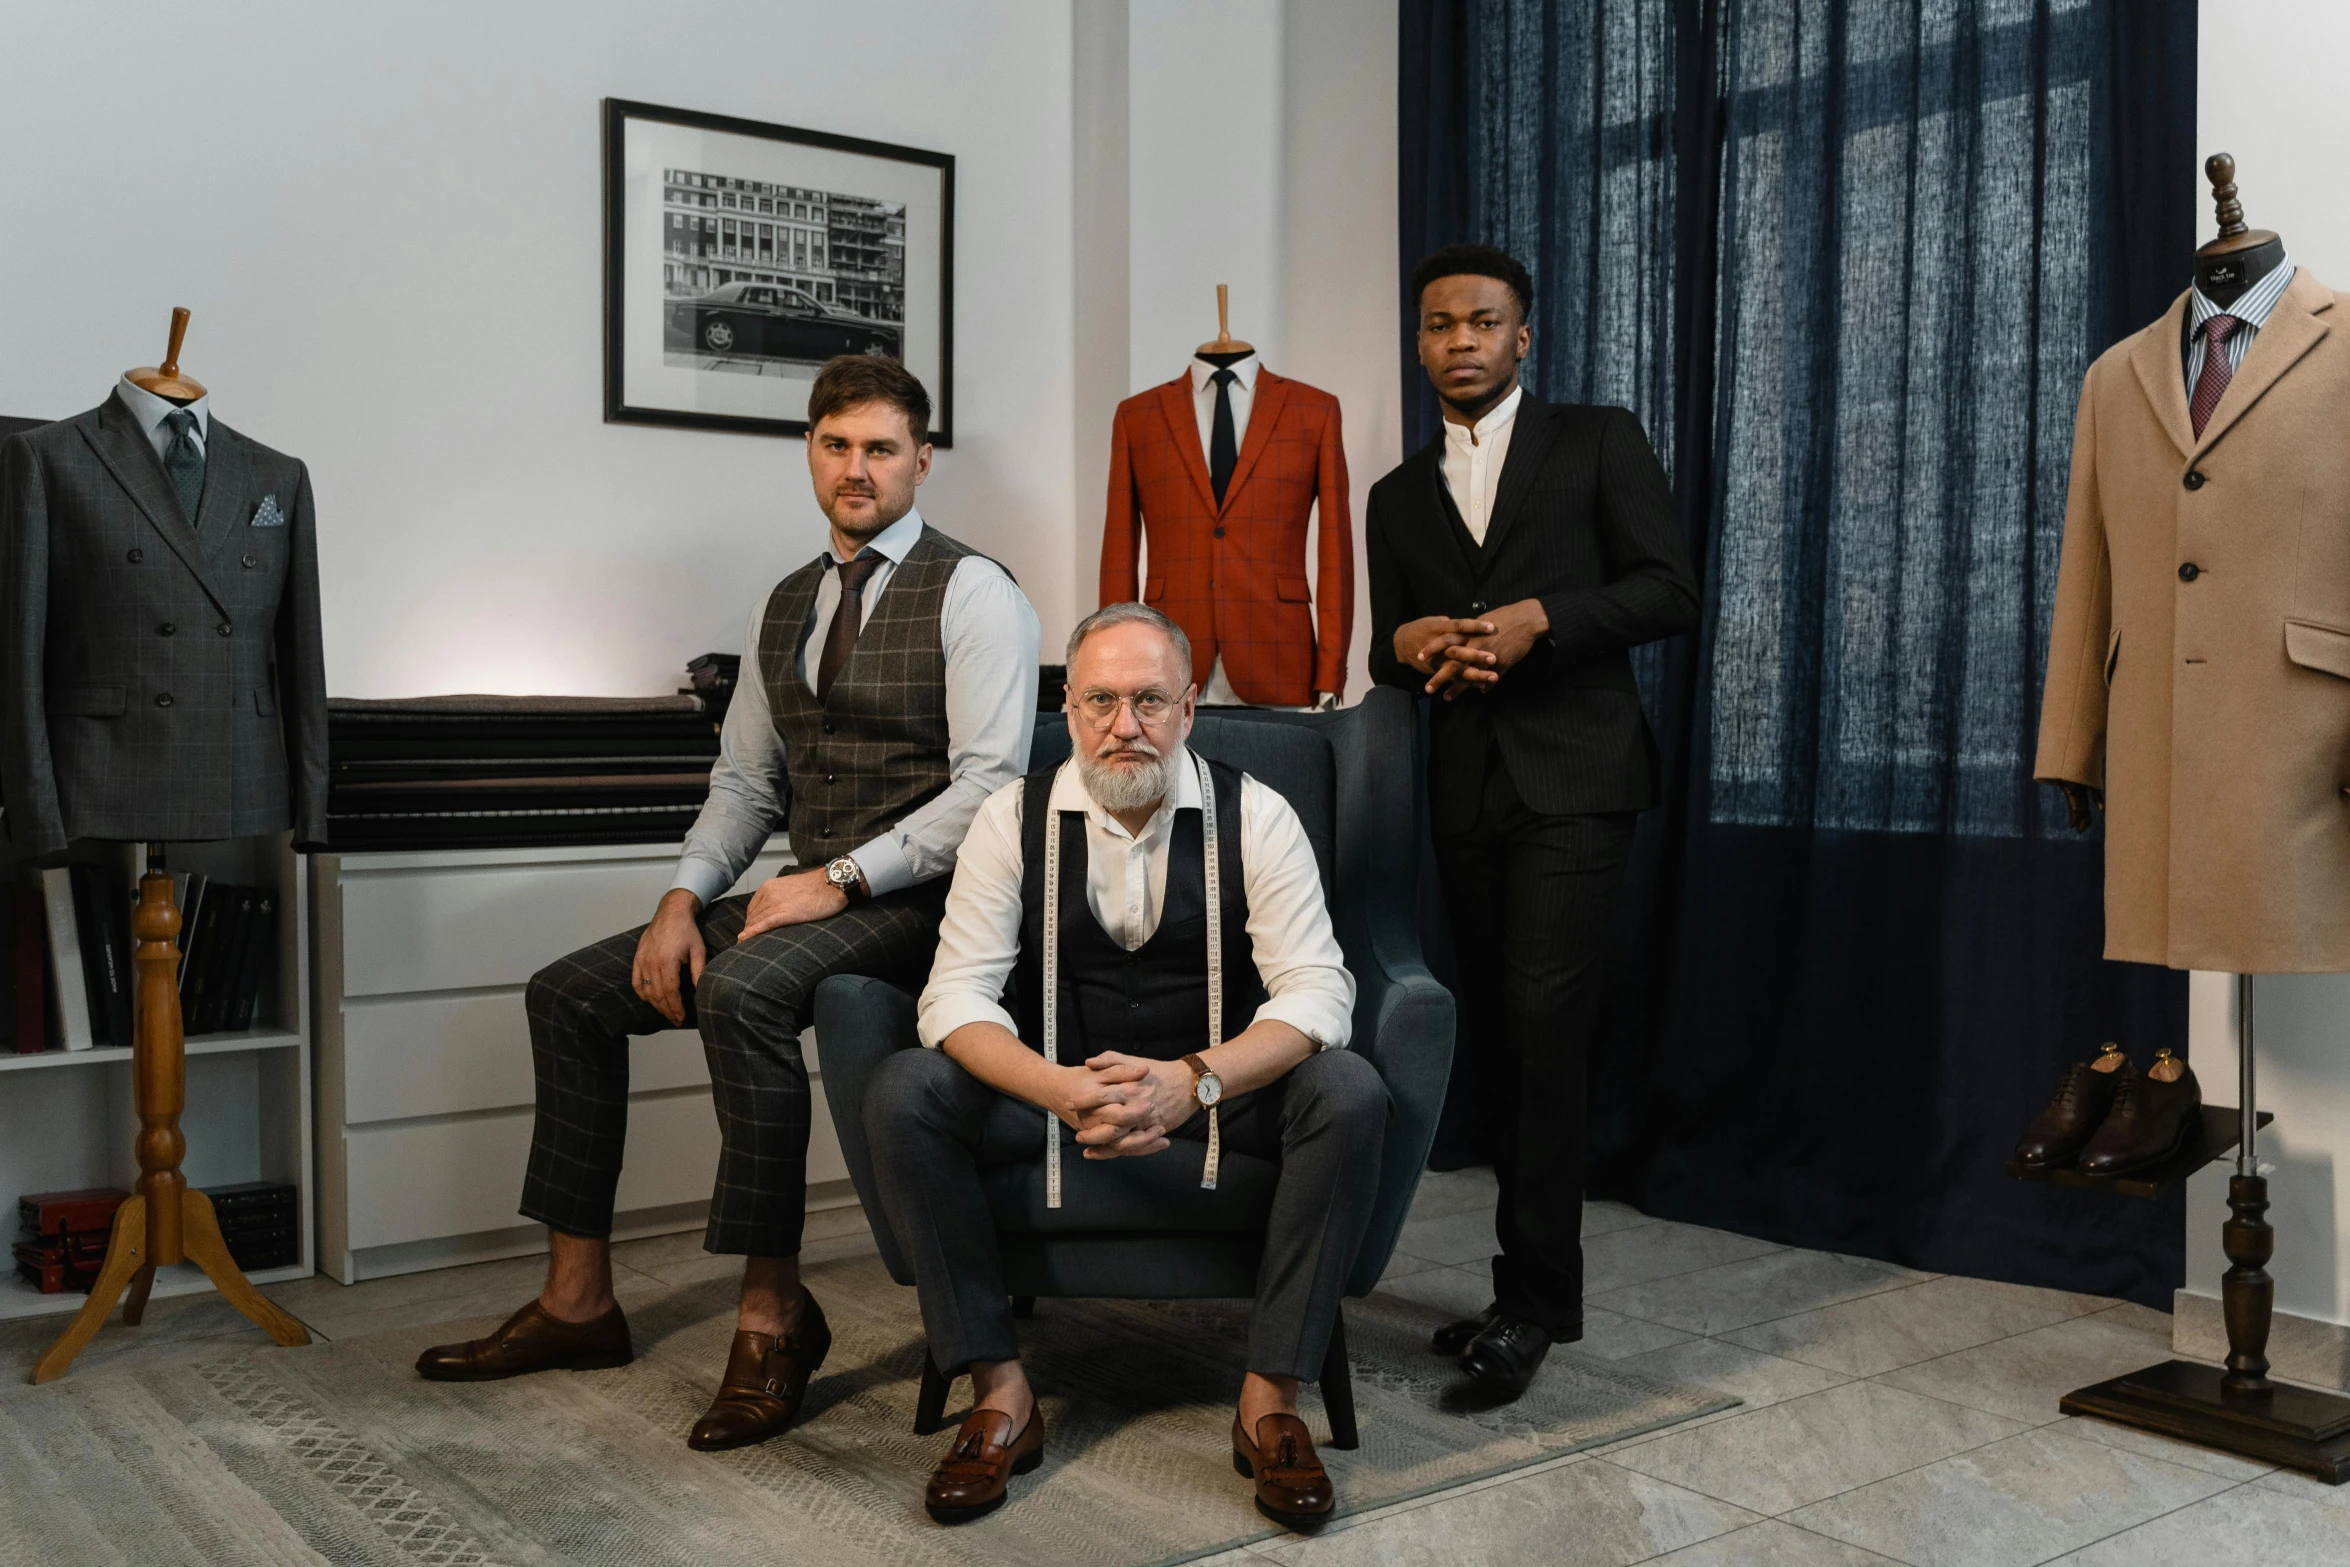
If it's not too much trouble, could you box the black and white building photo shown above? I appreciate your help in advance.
[660,168,905,372]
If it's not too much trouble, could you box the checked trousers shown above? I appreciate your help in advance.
[519,880,948,1256]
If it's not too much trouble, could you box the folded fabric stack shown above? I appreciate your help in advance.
[325,692,723,852]
[12,1188,128,1293]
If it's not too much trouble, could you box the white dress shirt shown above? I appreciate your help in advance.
[671,507,1042,905]
[1190,351,1259,459]
[2185,252,2296,391]
[115,375,210,464]
[917,746,1356,1053]
[1440,382,1523,544]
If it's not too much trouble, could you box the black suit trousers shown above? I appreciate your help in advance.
[1432,742,1634,1337]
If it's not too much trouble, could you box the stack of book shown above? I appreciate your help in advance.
[12,1188,128,1294]
[172,876,280,1036]
[12,868,278,1055]
[325,691,722,851]
[208,1181,300,1272]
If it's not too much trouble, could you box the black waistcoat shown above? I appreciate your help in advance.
[1010,758,1265,1062]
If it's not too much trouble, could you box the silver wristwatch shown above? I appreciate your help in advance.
[824,856,865,902]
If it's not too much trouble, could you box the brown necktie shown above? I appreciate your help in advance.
[816,554,885,700]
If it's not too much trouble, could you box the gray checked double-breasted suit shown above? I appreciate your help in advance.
[0,394,328,857]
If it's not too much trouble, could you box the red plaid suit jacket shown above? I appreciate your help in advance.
[1100,369,1354,703]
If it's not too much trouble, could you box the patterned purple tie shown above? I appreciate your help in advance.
[2189,315,2241,438]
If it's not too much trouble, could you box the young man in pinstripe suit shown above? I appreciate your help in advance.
[1368,245,1698,1400]
[416,358,1041,1456]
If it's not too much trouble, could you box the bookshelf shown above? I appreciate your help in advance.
[1,832,313,1321]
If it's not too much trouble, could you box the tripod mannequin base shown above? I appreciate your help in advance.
[28,1188,310,1385]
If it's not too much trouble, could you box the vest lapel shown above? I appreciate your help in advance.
[1472,396,1556,567]
[1217,371,1290,515]
[1156,377,1221,516]
[82,397,230,613]
[2189,270,2334,462]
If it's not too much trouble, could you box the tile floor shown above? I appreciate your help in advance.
[7,1173,2348,1565]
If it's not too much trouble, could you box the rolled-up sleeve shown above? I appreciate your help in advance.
[915,779,1028,1047]
[1239,776,1355,1048]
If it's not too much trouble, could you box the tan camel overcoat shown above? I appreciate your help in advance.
[2037,269,2350,973]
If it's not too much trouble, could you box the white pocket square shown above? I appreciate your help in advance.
[250,495,286,527]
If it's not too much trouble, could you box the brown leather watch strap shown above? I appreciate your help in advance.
[1182,1053,1211,1081]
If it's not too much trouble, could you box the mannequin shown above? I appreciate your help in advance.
[2036,158,2350,1477]
[1101,286,1354,709]
[1,309,320,1380]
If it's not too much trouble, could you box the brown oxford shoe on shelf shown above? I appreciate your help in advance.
[2077,1049,2203,1177]
[925,1405,1045,1523]
[414,1299,633,1382]
[1232,1412,1336,1528]
[2014,1042,2132,1169]
[686,1291,832,1451]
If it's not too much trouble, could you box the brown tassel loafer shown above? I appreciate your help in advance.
[687,1292,833,1451]
[2015,1042,2131,1169]
[925,1406,1045,1523]
[1232,1412,1336,1528]
[414,1299,634,1381]
[2078,1049,2203,1176]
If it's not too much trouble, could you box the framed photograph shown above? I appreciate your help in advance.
[602,98,954,443]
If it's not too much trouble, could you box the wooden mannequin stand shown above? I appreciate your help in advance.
[28,849,308,1383]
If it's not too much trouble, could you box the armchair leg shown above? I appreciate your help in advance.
[1319,1308,1360,1451]
[1011,1295,1035,1319]
[915,1349,952,1436]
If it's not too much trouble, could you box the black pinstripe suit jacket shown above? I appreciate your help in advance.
[0,396,328,856]
[1367,396,1698,824]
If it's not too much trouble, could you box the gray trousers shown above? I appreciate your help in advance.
[866,1045,1388,1379]
[519,882,947,1256]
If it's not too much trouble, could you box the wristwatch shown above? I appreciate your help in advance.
[824,856,866,902]
[1182,1052,1223,1108]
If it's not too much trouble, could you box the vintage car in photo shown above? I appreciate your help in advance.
[663,281,902,362]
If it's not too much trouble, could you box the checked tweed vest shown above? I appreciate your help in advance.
[1009,757,1266,1063]
[758,526,984,868]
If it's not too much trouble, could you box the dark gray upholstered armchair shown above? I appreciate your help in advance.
[813,684,1454,1447]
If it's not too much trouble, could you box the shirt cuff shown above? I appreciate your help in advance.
[1252,995,1351,1051]
[669,857,735,909]
[849,834,916,897]
[916,995,1019,1050]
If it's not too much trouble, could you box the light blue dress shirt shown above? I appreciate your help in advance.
[114,374,210,463]
[670,508,1042,906]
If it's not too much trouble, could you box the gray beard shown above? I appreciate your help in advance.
[1078,744,1177,815]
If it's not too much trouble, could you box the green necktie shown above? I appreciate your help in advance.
[162,408,205,525]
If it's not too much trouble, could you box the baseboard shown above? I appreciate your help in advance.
[2174,1290,2350,1392]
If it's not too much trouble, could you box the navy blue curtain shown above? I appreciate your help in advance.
[1400,0,2198,1307]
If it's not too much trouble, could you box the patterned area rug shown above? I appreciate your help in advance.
[0,1254,1734,1567]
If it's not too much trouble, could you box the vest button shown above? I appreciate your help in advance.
[2179,562,2200,582]
[2183,470,2206,490]
[126,548,143,564]
[822,721,835,734]
[825,773,837,785]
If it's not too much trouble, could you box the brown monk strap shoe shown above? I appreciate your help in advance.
[414,1299,633,1382]
[687,1291,833,1451]
[925,1405,1045,1523]
[1231,1411,1335,1528]
[2015,1042,2131,1169]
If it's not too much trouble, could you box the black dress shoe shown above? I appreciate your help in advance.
[1458,1315,1553,1400]
[1431,1305,1499,1357]
[2077,1050,2202,1176]
[2015,1043,2131,1169]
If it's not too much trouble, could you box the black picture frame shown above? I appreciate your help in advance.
[601,98,955,444]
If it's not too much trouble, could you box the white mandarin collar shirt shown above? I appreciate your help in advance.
[1439,381,1523,545]
[916,746,1356,1053]
[1189,352,1260,459]
[115,374,210,465]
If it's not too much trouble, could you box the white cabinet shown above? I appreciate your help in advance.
[312,840,854,1283]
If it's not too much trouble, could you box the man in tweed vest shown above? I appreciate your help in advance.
[417,359,1041,1457]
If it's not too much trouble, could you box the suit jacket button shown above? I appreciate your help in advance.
[242,552,259,568]
[155,693,174,708]
[217,623,232,637]
[158,622,176,636]
[2184,470,2206,490]
[2179,562,2200,582]
[125,548,143,564]
[825,773,837,785]
[1213,527,1226,539]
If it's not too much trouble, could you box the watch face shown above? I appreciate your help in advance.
[828,859,857,888]
[1197,1073,1223,1107]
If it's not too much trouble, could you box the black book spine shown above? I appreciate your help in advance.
[226,892,276,1031]
[181,885,228,1032]
[67,866,128,1048]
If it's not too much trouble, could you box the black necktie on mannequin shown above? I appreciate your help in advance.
[817,554,885,700]
[1209,369,1238,504]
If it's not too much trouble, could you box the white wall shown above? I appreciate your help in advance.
[0,0,1079,698]
[2187,0,2350,1329]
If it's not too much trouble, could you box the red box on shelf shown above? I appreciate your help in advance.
[16,1188,129,1239]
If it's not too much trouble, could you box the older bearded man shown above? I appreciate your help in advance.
[862,602,1386,1528]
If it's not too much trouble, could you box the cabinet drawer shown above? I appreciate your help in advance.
[342,991,713,1122]
[337,849,789,998]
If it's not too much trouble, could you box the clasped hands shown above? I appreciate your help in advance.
[1394,600,1550,700]
[1050,1051,1198,1161]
